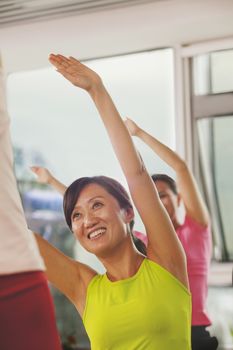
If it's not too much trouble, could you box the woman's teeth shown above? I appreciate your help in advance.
[88,228,106,240]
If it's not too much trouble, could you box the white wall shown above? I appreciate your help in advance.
[0,0,233,73]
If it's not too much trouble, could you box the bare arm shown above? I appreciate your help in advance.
[34,233,97,316]
[31,166,67,195]
[49,54,188,288]
[31,167,97,313]
[125,118,209,226]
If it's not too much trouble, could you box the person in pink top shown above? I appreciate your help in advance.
[125,118,218,350]
[0,58,61,350]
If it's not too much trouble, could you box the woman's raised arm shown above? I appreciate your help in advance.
[49,54,188,288]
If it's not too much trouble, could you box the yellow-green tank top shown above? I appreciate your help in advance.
[83,258,191,350]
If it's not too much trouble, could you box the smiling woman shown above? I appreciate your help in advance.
[32,53,191,350]
[31,167,148,258]
[64,177,137,259]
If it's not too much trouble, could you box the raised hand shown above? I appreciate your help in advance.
[125,117,141,136]
[49,54,102,92]
[31,166,53,184]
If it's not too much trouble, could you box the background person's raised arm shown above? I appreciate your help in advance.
[31,166,67,195]
[125,117,209,226]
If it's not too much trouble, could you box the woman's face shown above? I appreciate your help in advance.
[154,180,180,227]
[71,183,131,257]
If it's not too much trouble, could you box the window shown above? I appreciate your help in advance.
[192,48,233,261]
[211,50,233,93]
[193,49,233,95]
[197,116,233,260]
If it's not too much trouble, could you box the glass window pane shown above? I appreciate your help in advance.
[211,50,233,93]
[213,116,233,259]
[193,49,233,95]
[197,116,233,260]
[193,54,211,95]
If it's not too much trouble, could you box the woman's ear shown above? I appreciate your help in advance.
[122,207,134,223]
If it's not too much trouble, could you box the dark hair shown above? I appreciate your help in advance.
[151,174,178,195]
[63,175,147,255]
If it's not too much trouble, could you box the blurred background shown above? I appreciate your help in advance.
[0,1,232,349]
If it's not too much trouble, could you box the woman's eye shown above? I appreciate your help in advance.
[93,202,103,209]
[73,212,81,220]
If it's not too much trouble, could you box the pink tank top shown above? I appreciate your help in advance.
[133,230,147,245]
[176,215,212,325]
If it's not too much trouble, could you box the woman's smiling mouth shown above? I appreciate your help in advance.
[88,228,106,240]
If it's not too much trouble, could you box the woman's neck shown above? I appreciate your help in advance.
[99,243,145,282]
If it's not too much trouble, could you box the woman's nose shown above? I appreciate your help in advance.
[83,212,97,228]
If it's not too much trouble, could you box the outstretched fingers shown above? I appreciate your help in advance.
[68,56,82,65]
[49,54,70,69]
[50,54,83,75]
[49,53,102,91]
[30,166,39,174]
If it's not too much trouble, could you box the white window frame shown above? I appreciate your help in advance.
[173,38,233,261]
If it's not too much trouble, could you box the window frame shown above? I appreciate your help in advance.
[174,39,233,261]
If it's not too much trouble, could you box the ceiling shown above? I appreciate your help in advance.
[0,0,164,28]
[0,0,232,73]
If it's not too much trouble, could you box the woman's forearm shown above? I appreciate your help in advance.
[135,125,209,224]
[136,127,186,172]
[89,85,144,178]
[48,176,67,195]
[31,166,67,195]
